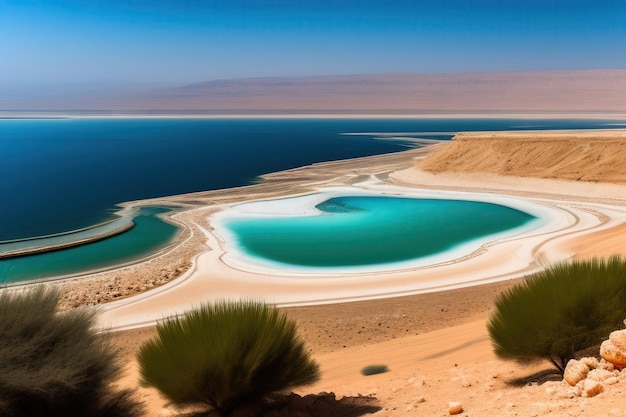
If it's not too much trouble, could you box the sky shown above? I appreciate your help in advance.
[1,0,625,88]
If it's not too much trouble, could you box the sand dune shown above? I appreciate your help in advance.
[420,130,626,183]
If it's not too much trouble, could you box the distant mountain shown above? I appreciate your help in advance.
[2,70,626,113]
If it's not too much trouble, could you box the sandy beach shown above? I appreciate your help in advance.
[54,129,626,415]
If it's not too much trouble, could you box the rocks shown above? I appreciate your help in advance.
[554,357,626,398]
[582,379,604,397]
[580,356,599,369]
[448,401,463,415]
[597,358,615,372]
[587,368,614,382]
[564,359,589,386]
[600,329,626,368]
[561,354,624,399]
[56,256,194,310]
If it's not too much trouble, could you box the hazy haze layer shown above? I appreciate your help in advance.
[3,70,626,112]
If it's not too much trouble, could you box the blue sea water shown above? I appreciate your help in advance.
[0,117,623,282]
[1,117,621,241]
[225,196,537,268]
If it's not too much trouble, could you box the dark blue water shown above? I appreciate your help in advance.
[0,117,622,241]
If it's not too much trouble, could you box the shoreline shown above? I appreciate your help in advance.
[22,129,622,311]
[0,206,190,286]
[212,186,562,275]
[95,131,626,331]
[96,178,626,331]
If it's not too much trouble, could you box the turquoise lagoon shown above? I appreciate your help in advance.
[0,207,180,284]
[220,195,541,270]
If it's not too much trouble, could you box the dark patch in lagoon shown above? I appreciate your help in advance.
[224,196,537,268]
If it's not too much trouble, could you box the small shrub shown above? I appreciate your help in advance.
[137,300,320,416]
[360,365,389,376]
[487,256,626,373]
[0,286,143,417]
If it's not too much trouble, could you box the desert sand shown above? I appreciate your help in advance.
[70,129,626,415]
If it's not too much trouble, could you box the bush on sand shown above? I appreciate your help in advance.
[488,256,626,374]
[137,300,320,416]
[0,286,143,417]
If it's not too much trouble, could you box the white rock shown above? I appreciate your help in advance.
[563,359,589,386]
[448,401,463,415]
[588,368,614,382]
[604,376,619,385]
[582,379,604,397]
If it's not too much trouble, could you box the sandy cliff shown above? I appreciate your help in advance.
[420,130,626,183]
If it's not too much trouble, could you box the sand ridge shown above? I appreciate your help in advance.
[420,129,626,183]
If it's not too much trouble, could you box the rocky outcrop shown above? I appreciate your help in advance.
[560,326,626,398]
[560,358,623,397]
[600,329,626,368]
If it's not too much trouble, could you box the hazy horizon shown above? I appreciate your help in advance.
[2,70,625,113]
[2,1,625,90]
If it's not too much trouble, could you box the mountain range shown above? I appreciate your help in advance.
[2,70,625,113]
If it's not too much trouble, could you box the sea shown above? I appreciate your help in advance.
[1,117,624,283]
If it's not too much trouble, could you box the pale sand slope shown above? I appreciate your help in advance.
[420,130,626,183]
[110,130,626,416]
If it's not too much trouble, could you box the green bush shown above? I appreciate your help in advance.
[360,365,389,376]
[137,300,320,416]
[0,286,143,417]
[487,256,626,373]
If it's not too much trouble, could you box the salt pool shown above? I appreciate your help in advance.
[216,192,546,273]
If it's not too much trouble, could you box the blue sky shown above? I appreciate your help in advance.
[1,0,625,87]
